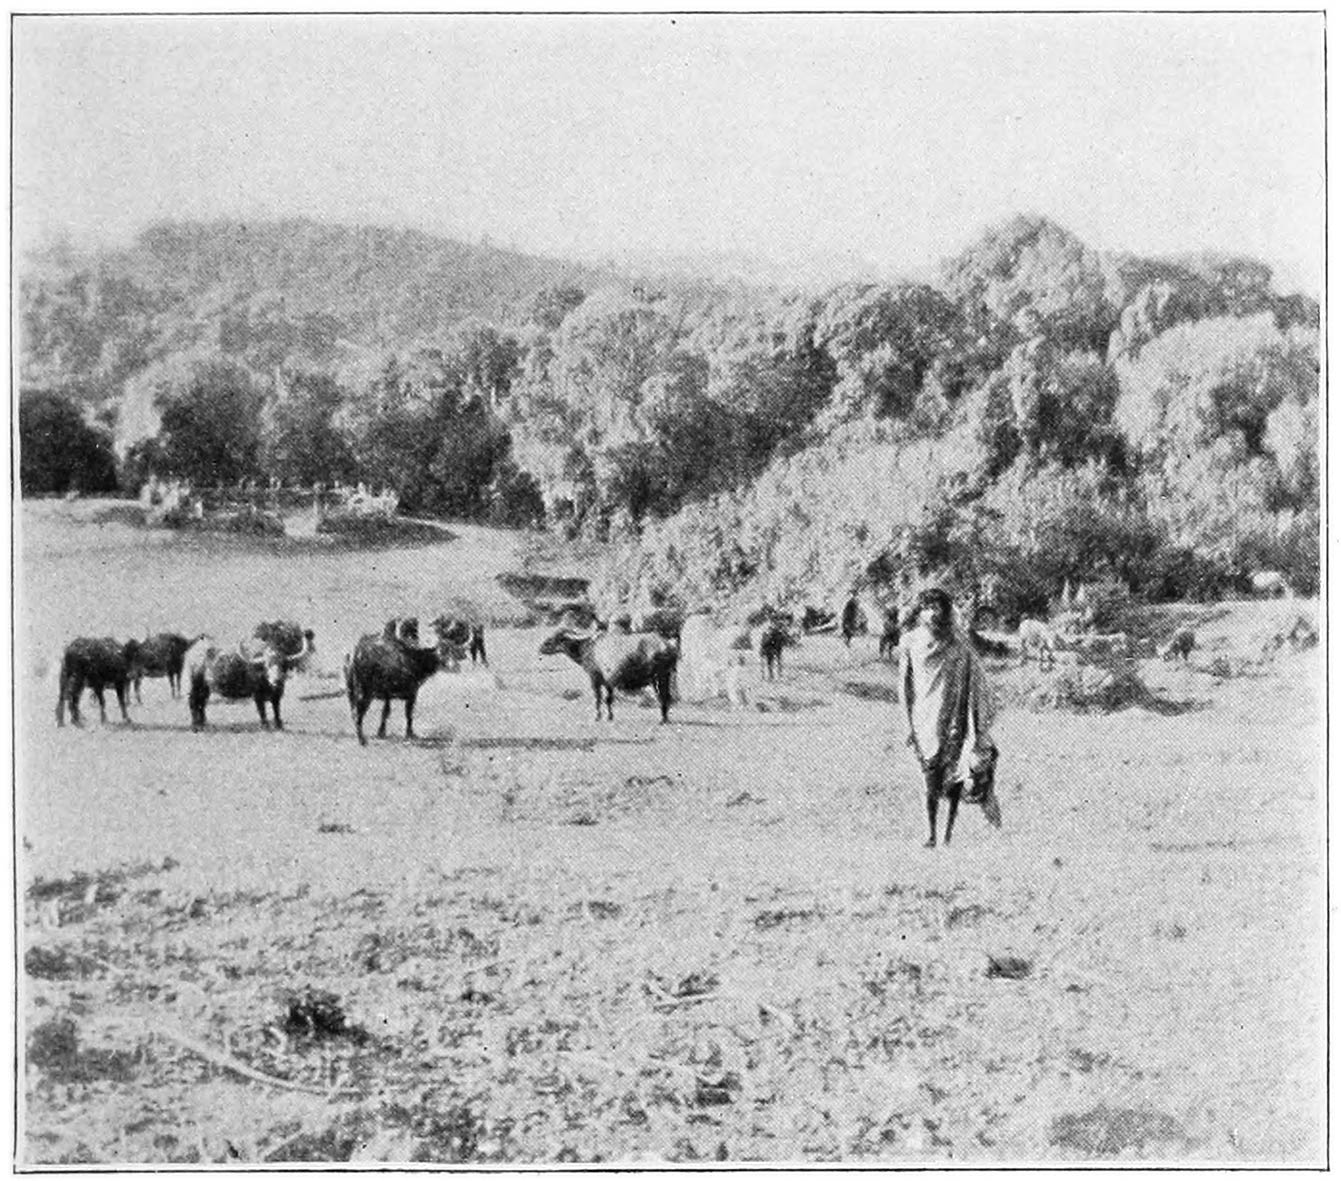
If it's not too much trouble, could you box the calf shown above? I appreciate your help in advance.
[55,637,141,728]
[1161,628,1196,662]
[130,631,197,702]
[540,627,678,723]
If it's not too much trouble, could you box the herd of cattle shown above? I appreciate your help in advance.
[48,604,815,740]
[51,616,486,740]
[50,565,1302,738]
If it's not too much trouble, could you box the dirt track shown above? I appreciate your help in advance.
[19,503,1325,1164]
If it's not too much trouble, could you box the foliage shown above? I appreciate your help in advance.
[18,390,120,495]
[155,362,266,485]
[1115,313,1318,488]
[260,372,359,487]
[939,214,1115,354]
[16,214,1321,603]
[811,283,961,427]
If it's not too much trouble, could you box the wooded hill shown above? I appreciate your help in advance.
[19,214,1320,613]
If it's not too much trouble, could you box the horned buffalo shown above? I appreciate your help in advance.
[346,617,466,745]
[184,631,312,731]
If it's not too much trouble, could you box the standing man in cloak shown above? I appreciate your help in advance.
[899,587,1003,847]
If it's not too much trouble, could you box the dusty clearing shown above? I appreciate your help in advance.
[18,502,1325,1164]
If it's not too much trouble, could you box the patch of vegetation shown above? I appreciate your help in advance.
[1050,1105,1193,1156]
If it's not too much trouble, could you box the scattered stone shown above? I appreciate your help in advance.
[985,954,1032,980]
[282,988,368,1045]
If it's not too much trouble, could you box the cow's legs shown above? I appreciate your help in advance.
[189,675,209,730]
[254,691,271,729]
[404,691,417,739]
[270,687,284,731]
[93,685,109,725]
[134,675,143,705]
[115,682,131,724]
[354,692,373,746]
[593,683,603,722]
[378,698,392,738]
[67,672,86,727]
[56,668,74,727]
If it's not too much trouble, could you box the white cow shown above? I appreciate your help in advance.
[678,614,751,706]
[1250,570,1293,598]
[1017,618,1057,666]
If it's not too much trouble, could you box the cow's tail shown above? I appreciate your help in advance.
[54,654,71,727]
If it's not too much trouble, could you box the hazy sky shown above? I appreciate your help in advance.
[13,13,1325,290]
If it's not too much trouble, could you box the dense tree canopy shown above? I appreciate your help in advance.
[19,389,119,495]
[154,362,266,485]
[17,214,1319,602]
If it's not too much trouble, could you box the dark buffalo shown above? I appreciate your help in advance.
[539,627,678,723]
[346,617,467,745]
[131,632,198,701]
[184,631,313,731]
[55,637,141,728]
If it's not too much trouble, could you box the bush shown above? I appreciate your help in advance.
[1073,576,1137,631]
[1128,544,1236,603]
[1031,657,1151,714]
[486,462,546,529]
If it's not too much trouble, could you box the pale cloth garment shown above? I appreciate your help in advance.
[899,624,995,780]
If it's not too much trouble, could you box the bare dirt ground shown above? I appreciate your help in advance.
[18,501,1325,1164]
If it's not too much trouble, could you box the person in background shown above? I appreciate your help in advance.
[879,604,902,660]
[899,587,1002,847]
[840,593,862,647]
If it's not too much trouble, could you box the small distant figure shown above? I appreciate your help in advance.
[841,594,862,647]
[878,606,902,661]
[1161,628,1196,662]
[899,588,1001,848]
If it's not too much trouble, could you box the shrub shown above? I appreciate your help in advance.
[1074,576,1137,631]
[1128,544,1236,603]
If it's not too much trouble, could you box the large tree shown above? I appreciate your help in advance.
[260,371,358,486]
[155,361,265,485]
[19,389,119,495]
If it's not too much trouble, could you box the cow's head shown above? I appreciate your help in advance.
[432,615,473,648]
[283,630,316,673]
[427,617,469,667]
[539,627,592,658]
